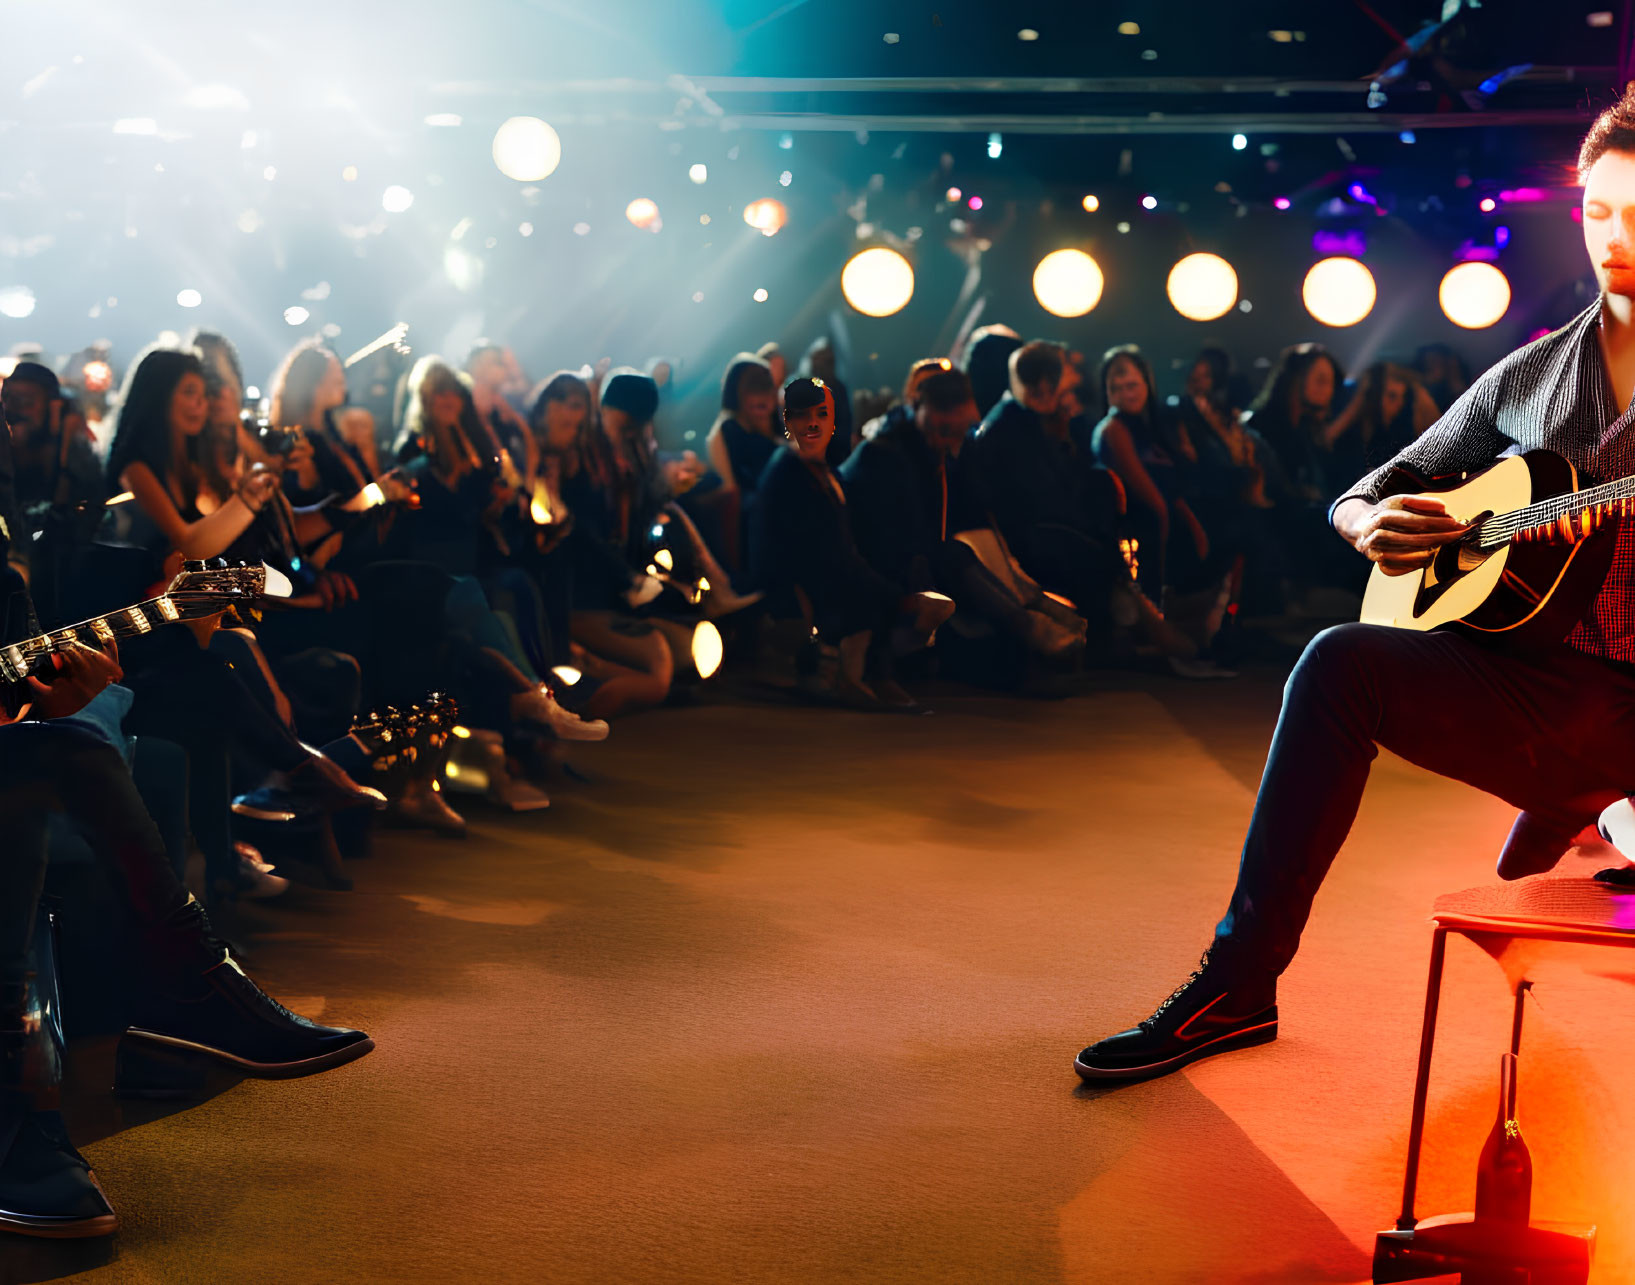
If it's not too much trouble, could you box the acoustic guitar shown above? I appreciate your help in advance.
[1359,450,1631,648]
[0,559,271,724]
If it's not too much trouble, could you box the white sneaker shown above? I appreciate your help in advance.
[1597,797,1635,864]
[511,686,610,742]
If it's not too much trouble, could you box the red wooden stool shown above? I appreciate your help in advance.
[1373,878,1624,1283]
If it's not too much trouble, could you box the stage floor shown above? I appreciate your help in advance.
[27,661,1635,1284]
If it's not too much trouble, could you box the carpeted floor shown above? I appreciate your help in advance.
[15,661,1635,1284]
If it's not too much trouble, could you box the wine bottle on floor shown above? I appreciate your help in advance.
[1474,1052,1531,1225]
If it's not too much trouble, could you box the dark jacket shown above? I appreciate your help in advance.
[751,445,900,641]
[837,411,946,590]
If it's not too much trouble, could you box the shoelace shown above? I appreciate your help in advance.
[1140,949,1214,1031]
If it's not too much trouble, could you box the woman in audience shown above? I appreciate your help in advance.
[1243,342,1345,503]
[705,354,781,496]
[753,376,953,709]
[1318,360,1438,497]
[392,355,608,742]
[268,340,381,506]
[534,369,754,717]
[1244,342,1365,595]
[1090,345,1226,611]
[105,346,388,895]
[1179,347,1270,510]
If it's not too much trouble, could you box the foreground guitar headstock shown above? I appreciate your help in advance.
[164,558,270,603]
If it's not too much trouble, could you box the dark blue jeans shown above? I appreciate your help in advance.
[1215,623,1635,975]
[0,721,192,995]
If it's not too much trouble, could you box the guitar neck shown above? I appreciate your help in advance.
[1476,471,1635,550]
[0,592,221,685]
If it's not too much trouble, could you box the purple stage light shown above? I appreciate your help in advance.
[1274,196,1291,210]
[1312,229,1366,258]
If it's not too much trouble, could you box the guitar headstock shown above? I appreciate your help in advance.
[164,559,268,604]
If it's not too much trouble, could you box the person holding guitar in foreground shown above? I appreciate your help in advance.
[0,417,374,1234]
[1076,84,1635,1083]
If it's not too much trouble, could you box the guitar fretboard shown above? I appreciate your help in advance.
[1475,472,1635,550]
[1,594,210,684]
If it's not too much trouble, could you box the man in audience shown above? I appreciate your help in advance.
[2,362,105,620]
[958,342,1127,633]
[841,365,1083,658]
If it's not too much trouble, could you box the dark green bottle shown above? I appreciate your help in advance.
[1474,1052,1531,1225]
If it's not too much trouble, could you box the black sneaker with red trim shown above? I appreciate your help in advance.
[1074,947,1278,1083]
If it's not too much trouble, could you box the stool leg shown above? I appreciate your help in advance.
[1509,980,1531,1059]
[1398,926,1448,1231]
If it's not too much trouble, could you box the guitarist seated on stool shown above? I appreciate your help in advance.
[1076,83,1635,1084]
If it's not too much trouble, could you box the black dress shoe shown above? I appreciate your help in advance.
[116,957,373,1098]
[1074,947,1278,1083]
[0,1099,116,1238]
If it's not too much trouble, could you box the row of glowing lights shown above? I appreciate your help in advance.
[830,246,1511,330]
[0,247,1512,333]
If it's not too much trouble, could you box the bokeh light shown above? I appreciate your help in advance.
[742,198,788,237]
[1081,194,1100,212]
[841,247,915,317]
[692,622,724,680]
[1032,249,1105,318]
[1301,256,1377,327]
[0,287,37,319]
[491,116,562,182]
[625,197,661,230]
[1165,253,1238,321]
[1438,261,1511,329]
[175,288,203,309]
[381,185,414,213]
[688,163,707,184]
[283,305,310,326]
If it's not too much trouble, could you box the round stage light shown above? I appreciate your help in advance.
[1032,249,1105,318]
[1438,261,1510,329]
[491,116,561,182]
[625,197,660,230]
[1166,252,1238,321]
[841,247,915,317]
[1302,256,1376,327]
[742,198,788,237]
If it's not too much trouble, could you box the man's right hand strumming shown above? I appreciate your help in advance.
[1332,494,1472,576]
